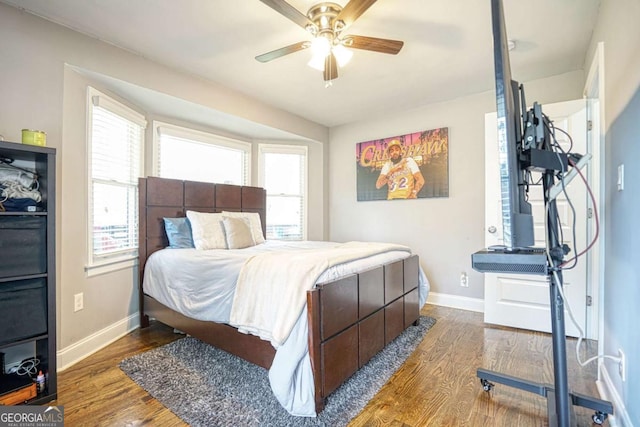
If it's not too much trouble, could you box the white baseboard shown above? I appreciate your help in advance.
[57,314,140,371]
[597,364,632,427]
[426,292,484,313]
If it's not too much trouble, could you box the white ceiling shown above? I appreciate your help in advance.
[1,0,600,130]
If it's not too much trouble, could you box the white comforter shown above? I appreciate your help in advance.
[143,240,430,417]
[230,241,413,347]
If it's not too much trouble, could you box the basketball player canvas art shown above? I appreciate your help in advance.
[356,128,449,201]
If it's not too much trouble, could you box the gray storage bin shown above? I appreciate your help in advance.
[0,216,46,279]
[0,278,47,345]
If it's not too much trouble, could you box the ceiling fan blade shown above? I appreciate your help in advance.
[344,35,404,54]
[324,53,338,81]
[335,0,378,31]
[255,41,310,62]
[259,0,315,30]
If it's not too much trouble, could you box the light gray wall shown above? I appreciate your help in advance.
[0,2,328,364]
[328,71,584,301]
[587,0,640,424]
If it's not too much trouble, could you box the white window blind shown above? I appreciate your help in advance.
[88,88,145,266]
[259,145,307,241]
[154,122,250,185]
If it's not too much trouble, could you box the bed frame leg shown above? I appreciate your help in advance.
[315,396,326,414]
[140,313,150,328]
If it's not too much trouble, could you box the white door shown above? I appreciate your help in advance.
[484,99,588,337]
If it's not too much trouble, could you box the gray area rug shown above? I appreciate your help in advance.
[120,315,436,427]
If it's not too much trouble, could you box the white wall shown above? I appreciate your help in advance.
[329,71,584,305]
[0,2,329,368]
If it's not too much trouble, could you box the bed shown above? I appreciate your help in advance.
[137,176,429,416]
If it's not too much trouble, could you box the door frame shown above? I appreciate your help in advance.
[583,42,606,346]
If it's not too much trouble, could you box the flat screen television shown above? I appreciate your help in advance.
[491,0,535,249]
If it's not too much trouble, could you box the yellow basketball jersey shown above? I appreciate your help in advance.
[386,160,416,199]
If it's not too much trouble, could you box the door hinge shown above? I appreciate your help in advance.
[587,120,593,131]
[588,208,593,219]
[586,295,593,306]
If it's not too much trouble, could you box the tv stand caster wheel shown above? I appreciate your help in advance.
[480,378,494,392]
[592,411,607,425]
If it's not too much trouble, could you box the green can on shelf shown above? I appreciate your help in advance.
[21,129,46,146]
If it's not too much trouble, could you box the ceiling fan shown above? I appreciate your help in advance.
[256,0,404,82]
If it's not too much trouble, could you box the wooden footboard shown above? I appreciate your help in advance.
[306,254,420,412]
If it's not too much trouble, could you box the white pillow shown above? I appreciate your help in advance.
[222,211,265,244]
[185,211,227,250]
[222,217,255,249]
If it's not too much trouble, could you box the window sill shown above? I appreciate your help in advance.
[85,257,138,278]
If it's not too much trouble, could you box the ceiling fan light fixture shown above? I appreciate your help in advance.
[308,35,332,71]
[257,0,405,83]
[332,43,353,67]
[308,53,326,71]
[310,35,331,58]
[305,24,318,36]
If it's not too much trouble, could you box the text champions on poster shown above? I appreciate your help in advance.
[356,128,449,201]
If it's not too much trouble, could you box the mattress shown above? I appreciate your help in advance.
[143,240,428,324]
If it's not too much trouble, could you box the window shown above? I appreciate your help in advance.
[153,122,250,185]
[87,87,145,271]
[259,145,307,241]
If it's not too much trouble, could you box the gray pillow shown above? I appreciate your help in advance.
[163,217,195,249]
[222,217,255,249]
[222,211,266,244]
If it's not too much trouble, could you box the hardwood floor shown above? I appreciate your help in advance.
[350,305,605,427]
[55,304,607,426]
[56,322,184,426]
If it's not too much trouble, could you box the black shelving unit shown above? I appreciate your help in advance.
[0,140,56,404]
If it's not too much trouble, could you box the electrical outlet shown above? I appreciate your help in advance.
[617,164,624,191]
[74,293,84,312]
[618,348,626,381]
[460,272,469,287]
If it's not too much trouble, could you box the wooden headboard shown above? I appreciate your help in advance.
[137,176,267,291]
